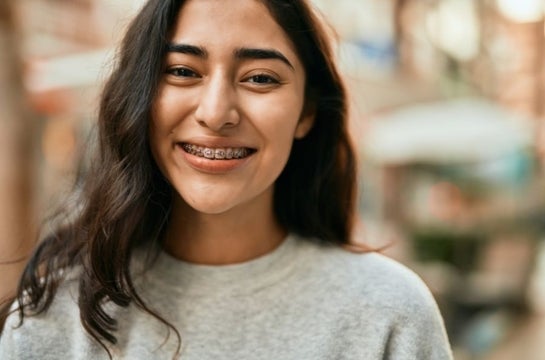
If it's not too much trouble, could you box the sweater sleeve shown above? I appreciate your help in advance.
[384,279,453,360]
[0,310,30,360]
[0,283,98,360]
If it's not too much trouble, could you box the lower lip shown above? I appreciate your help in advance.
[178,145,253,174]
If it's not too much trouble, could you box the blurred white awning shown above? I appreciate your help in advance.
[25,48,114,93]
[363,98,534,165]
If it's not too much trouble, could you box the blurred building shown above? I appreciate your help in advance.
[0,0,144,302]
[13,0,145,208]
[0,0,35,303]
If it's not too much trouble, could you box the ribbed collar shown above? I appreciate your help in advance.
[144,234,301,297]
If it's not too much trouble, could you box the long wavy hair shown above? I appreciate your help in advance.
[1,0,357,357]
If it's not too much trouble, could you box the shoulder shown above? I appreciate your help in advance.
[294,238,453,358]
[296,237,441,316]
[0,274,100,359]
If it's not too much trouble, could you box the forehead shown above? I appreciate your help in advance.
[170,0,300,63]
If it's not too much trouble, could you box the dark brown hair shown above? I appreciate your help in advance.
[1,0,357,357]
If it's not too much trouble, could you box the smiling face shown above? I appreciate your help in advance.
[150,0,314,217]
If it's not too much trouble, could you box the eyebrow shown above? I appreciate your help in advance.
[166,43,208,58]
[166,43,294,70]
[234,47,294,69]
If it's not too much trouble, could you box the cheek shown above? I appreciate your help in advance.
[149,91,184,156]
[255,106,303,172]
[265,107,305,145]
[151,86,190,132]
[148,111,175,178]
[248,91,305,135]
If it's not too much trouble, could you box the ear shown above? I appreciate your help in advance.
[294,104,315,139]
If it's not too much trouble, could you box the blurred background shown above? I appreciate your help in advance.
[1,0,545,358]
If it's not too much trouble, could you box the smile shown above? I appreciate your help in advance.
[180,143,256,160]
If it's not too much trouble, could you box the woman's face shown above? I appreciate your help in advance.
[150,0,314,216]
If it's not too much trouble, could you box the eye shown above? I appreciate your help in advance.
[166,67,200,78]
[245,74,280,85]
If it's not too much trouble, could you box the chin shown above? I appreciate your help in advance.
[179,195,240,216]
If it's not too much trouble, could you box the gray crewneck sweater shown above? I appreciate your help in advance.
[0,234,453,359]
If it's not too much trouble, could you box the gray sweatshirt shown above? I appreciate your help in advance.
[0,234,453,359]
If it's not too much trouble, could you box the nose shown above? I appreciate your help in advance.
[194,74,240,131]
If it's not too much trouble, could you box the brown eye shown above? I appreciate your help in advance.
[166,67,200,78]
[246,74,279,84]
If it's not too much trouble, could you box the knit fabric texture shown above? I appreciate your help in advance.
[0,234,453,359]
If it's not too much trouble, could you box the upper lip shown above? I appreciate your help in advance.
[177,137,257,150]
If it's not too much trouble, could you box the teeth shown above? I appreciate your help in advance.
[215,149,226,159]
[181,144,251,160]
[203,148,215,159]
[226,148,234,159]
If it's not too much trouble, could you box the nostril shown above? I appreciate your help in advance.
[195,108,241,131]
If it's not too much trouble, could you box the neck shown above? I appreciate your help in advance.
[163,193,286,265]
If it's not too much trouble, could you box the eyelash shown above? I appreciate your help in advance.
[166,67,200,78]
[165,67,280,86]
[245,74,280,85]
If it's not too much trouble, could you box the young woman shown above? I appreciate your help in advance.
[0,0,453,359]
